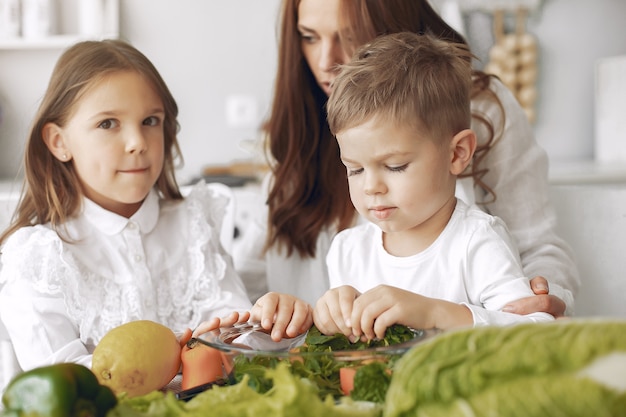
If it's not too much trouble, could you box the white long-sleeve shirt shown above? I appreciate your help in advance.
[326,200,554,326]
[0,182,251,371]
[234,78,579,312]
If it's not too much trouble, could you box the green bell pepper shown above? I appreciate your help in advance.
[1,363,117,417]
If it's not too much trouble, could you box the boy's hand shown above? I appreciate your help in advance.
[313,285,361,341]
[250,292,313,341]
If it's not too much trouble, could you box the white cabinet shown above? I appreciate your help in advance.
[550,182,626,318]
[0,0,119,50]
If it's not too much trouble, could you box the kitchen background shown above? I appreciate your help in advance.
[0,0,626,315]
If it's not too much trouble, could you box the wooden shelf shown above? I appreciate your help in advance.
[0,34,118,51]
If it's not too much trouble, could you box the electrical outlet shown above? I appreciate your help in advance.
[226,95,258,128]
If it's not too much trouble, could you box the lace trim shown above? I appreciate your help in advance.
[0,184,232,346]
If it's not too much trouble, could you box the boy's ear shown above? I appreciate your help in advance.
[42,122,72,162]
[449,129,476,175]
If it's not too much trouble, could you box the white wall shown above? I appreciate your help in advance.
[530,0,626,161]
[117,0,281,183]
[0,0,625,182]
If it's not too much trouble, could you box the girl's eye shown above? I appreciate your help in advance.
[388,164,408,173]
[98,119,118,129]
[143,116,161,127]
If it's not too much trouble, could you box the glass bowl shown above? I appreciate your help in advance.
[196,323,436,400]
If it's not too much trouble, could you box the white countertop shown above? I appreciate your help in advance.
[548,160,626,185]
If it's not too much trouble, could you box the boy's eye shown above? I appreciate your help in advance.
[143,116,161,126]
[347,167,363,177]
[98,119,118,129]
[388,164,408,173]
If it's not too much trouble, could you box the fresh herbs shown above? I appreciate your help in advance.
[231,324,417,401]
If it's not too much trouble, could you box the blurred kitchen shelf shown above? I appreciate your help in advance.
[0,34,105,50]
[549,159,626,185]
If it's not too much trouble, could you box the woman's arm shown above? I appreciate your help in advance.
[469,78,580,315]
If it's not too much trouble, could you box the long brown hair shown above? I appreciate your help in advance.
[266,0,500,258]
[0,39,183,245]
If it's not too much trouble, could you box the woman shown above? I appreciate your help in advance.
[236,0,578,317]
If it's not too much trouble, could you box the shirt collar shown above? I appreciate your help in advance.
[82,189,160,235]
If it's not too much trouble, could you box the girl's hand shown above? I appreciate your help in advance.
[192,311,251,338]
[250,292,313,341]
[502,276,567,318]
[313,286,361,341]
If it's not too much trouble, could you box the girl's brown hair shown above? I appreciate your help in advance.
[0,39,183,245]
[266,0,500,258]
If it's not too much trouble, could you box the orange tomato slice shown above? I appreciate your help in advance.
[181,339,224,390]
[339,367,357,396]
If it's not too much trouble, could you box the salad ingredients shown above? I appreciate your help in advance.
[108,363,382,417]
[340,367,356,395]
[1,363,117,417]
[231,324,415,401]
[181,338,224,390]
[92,320,181,398]
[385,320,626,417]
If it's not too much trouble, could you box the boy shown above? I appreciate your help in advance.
[314,32,553,342]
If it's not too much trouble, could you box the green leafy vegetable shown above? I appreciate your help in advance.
[110,364,382,417]
[232,324,416,401]
[350,362,392,403]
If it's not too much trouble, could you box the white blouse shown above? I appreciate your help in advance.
[0,182,251,371]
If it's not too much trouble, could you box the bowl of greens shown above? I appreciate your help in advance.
[196,323,435,402]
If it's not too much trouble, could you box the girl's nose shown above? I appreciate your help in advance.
[125,128,148,154]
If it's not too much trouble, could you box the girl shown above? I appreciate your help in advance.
[0,40,312,372]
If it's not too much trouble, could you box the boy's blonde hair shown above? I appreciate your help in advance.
[327,32,473,143]
[1,39,183,244]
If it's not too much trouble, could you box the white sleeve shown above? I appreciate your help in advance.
[0,228,91,371]
[471,78,579,314]
[463,216,556,326]
[0,281,92,371]
[464,303,554,325]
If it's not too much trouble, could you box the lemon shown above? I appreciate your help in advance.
[92,320,182,397]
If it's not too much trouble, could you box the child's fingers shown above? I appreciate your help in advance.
[285,301,313,337]
[253,292,280,329]
[192,317,221,337]
[337,287,358,329]
[178,328,193,348]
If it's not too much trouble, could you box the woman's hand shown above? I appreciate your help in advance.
[251,292,313,341]
[503,276,567,318]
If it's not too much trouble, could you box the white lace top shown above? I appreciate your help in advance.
[0,182,251,371]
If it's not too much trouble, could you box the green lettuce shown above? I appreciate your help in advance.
[109,364,382,417]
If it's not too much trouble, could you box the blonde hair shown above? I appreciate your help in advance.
[328,32,473,143]
[0,39,183,245]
